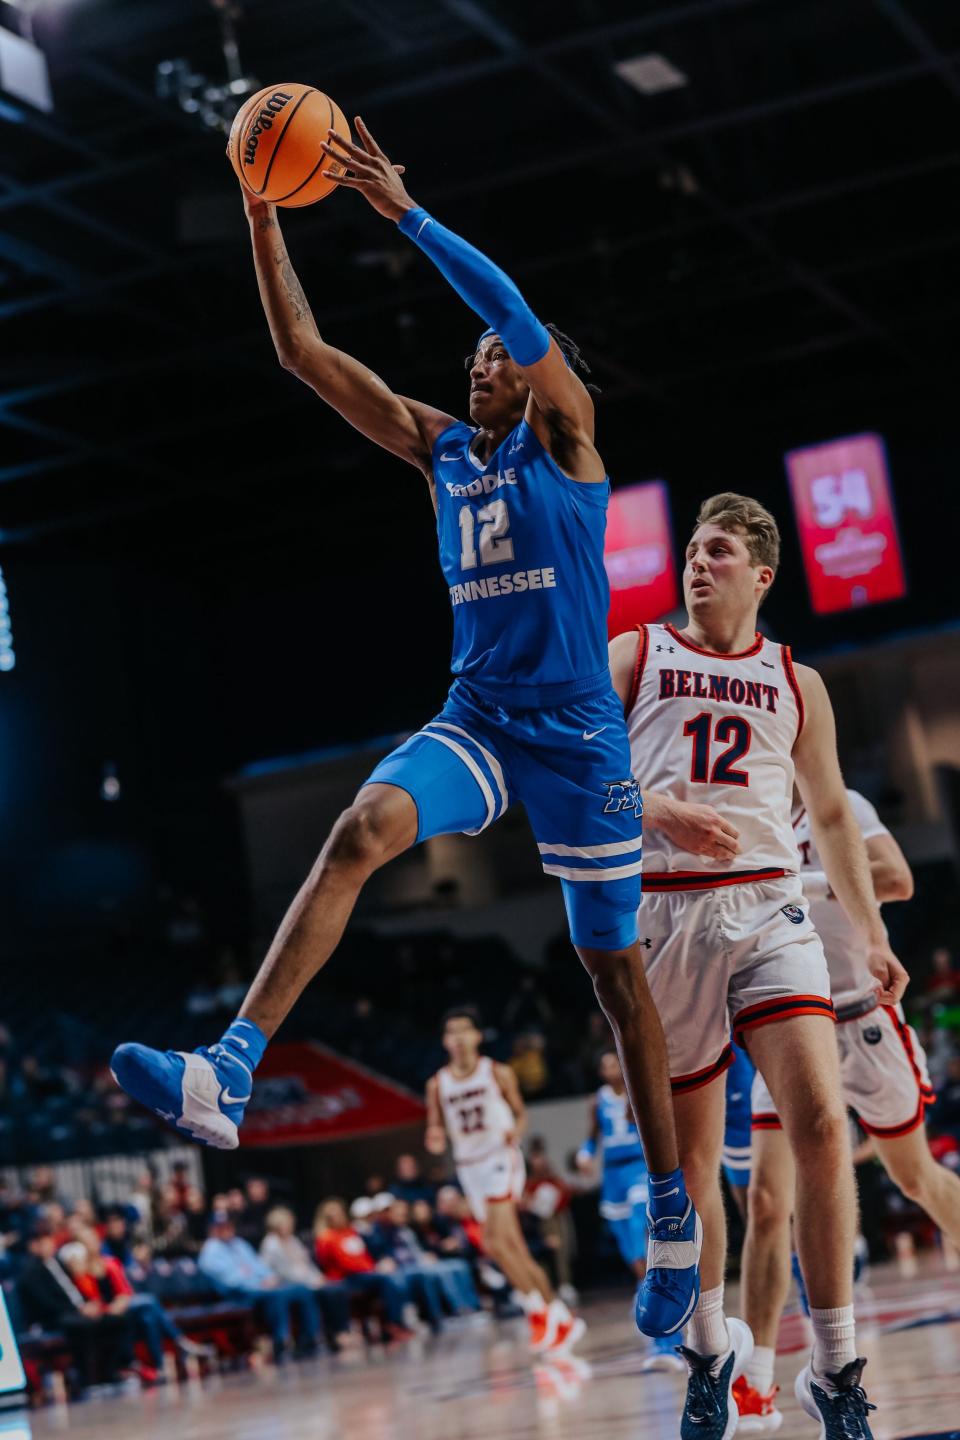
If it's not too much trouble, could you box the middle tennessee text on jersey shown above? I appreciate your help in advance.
[597,1084,646,1166]
[433,417,611,709]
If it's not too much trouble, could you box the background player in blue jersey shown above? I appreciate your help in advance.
[111,117,699,1337]
[722,1043,755,1219]
[576,1049,684,1371]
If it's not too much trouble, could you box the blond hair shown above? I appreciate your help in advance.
[313,1198,346,1235]
[265,1205,295,1234]
[695,492,780,573]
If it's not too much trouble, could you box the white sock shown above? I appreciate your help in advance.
[810,1305,856,1380]
[686,1285,729,1358]
[524,1290,547,1316]
[745,1345,776,1395]
[548,1297,571,1323]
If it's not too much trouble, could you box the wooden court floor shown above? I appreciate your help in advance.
[15,1259,960,1440]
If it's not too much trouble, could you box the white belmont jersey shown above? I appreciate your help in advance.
[437,1056,515,1164]
[627,623,804,888]
[793,789,890,1007]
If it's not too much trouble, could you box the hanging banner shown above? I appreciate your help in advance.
[785,433,907,615]
[604,480,678,636]
[240,1042,425,1148]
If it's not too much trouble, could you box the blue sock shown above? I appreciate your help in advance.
[647,1169,687,1222]
[215,1018,267,1075]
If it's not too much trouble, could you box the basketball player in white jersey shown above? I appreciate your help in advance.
[736,788,960,1431]
[609,493,907,1439]
[425,1006,584,1354]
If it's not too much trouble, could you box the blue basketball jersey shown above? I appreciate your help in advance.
[432,417,611,707]
[596,1083,646,1167]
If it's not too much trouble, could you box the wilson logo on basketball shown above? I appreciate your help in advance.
[243,92,294,166]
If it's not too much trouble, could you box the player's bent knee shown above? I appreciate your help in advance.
[323,796,409,877]
[789,1097,847,1155]
[582,951,645,1021]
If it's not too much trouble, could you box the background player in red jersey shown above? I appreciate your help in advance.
[426,1007,583,1354]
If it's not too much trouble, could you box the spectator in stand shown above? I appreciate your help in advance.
[199,1211,322,1360]
[259,1206,358,1350]
[508,1031,549,1098]
[362,1173,388,1201]
[61,1234,212,1380]
[523,1138,576,1298]
[925,947,960,1007]
[101,1208,135,1267]
[433,1187,520,1317]
[41,1201,72,1250]
[168,1161,191,1212]
[392,1154,436,1206]
[236,1178,272,1246]
[313,1199,414,1341]
[382,1197,479,1317]
[126,1171,156,1235]
[18,1224,136,1392]
[931,1054,960,1139]
[367,1194,445,1332]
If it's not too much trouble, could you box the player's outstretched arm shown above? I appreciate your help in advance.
[240,188,454,473]
[793,663,908,1004]
[424,1075,448,1156]
[322,119,603,483]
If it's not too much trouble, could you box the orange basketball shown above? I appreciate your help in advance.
[228,83,350,208]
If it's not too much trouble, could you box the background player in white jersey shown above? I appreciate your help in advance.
[425,1006,584,1355]
[609,492,907,1440]
[736,789,960,1431]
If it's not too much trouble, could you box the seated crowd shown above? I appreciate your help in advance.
[0,1153,570,1401]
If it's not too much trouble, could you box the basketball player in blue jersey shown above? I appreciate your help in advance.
[111,117,700,1337]
[722,1044,755,1220]
[577,1049,684,1372]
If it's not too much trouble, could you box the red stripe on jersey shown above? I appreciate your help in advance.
[781,645,805,737]
[665,623,764,660]
[670,1044,734,1095]
[642,867,787,892]
[627,624,649,714]
[734,994,835,1042]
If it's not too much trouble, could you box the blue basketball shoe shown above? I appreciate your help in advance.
[111,1025,262,1149]
[679,1317,753,1440]
[795,1358,876,1439]
[635,1196,703,1337]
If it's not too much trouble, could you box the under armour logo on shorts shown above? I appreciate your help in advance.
[603,779,642,815]
[862,1025,883,1046]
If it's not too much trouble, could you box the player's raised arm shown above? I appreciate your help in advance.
[240,187,454,473]
[793,664,908,1004]
[322,118,604,483]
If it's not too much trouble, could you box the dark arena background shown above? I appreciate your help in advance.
[2,2,960,1436]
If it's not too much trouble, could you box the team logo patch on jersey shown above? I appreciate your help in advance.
[781,904,805,924]
[863,1025,883,1046]
[603,779,643,816]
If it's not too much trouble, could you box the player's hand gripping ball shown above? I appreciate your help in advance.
[228,83,350,207]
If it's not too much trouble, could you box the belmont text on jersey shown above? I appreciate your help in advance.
[432,417,611,707]
[658,669,780,712]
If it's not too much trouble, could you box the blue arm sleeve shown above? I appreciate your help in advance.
[576,1136,597,1161]
[398,207,550,367]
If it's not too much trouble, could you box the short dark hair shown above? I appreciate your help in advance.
[442,1004,482,1031]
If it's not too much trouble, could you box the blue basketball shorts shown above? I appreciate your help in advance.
[722,1042,755,1189]
[363,678,643,950]
[600,1157,649,1266]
